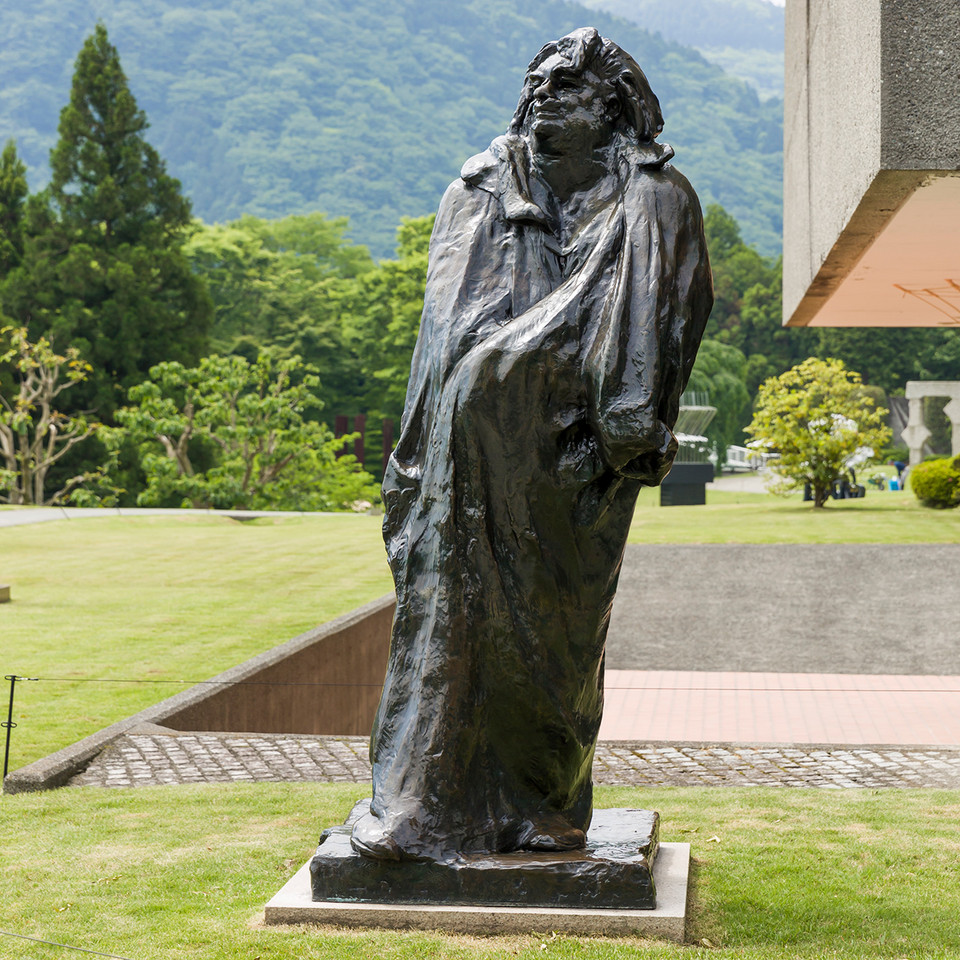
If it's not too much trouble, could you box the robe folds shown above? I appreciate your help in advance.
[357,133,713,863]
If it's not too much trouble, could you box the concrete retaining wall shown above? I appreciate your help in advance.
[4,594,395,794]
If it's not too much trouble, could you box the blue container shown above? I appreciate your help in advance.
[888,479,900,491]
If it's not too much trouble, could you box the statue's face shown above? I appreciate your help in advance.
[525,54,615,155]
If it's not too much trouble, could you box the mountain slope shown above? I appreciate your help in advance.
[583,0,783,52]
[582,0,785,99]
[0,0,782,257]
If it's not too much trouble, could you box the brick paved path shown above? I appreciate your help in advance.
[69,732,960,790]
[599,670,960,744]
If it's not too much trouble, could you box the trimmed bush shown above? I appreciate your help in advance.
[910,456,960,508]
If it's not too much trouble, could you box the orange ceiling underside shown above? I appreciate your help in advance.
[806,175,960,327]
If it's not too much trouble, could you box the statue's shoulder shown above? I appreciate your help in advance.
[624,142,704,219]
[460,148,498,189]
[435,171,495,226]
[459,135,518,190]
[459,134,533,194]
[432,146,505,238]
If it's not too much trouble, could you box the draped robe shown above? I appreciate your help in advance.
[355,133,713,863]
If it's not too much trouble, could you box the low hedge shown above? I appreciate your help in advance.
[910,455,960,508]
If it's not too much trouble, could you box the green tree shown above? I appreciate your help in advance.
[325,214,433,473]
[0,325,101,504]
[185,212,374,418]
[704,205,774,334]
[8,23,211,420]
[686,338,751,469]
[186,212,433,478]
[745,357,892,508]
[0,140,27,277]
[254,212,373,280]
[347,215,432,420]
[116,353,378,511]
[703,203,744,261]
[702,205,814,384]
[816,327,960,394]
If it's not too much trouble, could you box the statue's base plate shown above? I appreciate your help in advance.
[308,801,659,910]
[264,802,690,941]
[264,845,689,941]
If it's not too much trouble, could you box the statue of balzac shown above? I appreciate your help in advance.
[351,26,713,864]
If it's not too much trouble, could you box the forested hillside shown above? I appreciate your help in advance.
[0,0,782,257]
[581,0,784,100]
[584,0,782,52]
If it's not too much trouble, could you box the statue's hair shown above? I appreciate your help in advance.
[509,27,664,143]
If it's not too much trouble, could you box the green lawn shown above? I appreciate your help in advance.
[2,783,959,958]
[1,514,392,769]
[3,500,960,957]
[630,488,960,543]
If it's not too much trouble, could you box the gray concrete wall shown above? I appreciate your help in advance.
[784,0,882,324]
[162,596,394,736]
[10,539,960,794]
[881,2,960,169]
[783,0,960,326]
[607,544,960,675]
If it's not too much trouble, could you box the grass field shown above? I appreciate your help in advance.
[2,783,959,959]
[1,514,392,768]
[630,488,960,543]
[3,496,960,958]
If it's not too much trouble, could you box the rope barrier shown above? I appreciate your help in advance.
[30,677,384,687]
[19,677,960,693]
[5,672,960,778]
[0,930,139,959]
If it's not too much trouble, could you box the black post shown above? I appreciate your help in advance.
[334,415,349,458]
[353,413,366,465]
[2,675,17,781]
[382,418,394,477]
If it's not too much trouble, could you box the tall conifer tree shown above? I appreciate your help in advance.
[20,23,210,418]
[0,140,28,279]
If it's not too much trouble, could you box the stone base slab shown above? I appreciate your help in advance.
[310,801,659,910]
[264,842,690,941]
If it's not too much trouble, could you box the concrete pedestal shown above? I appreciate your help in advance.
[264,803,690,941]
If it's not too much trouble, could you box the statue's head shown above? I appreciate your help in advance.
[510,28,663,147]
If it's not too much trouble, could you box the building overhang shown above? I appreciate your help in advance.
[784,0,960,328]
[787,171,960,327]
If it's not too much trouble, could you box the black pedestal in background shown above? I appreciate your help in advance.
[660,462,714,506]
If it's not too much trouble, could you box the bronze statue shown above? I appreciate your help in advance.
[351,27,713,864]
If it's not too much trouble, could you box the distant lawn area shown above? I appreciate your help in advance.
[630,487,960,543]
[2,489,957,769]
[3,782,959,959]
[1,514,393,769]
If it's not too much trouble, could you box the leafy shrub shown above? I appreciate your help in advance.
[910,456,960,509]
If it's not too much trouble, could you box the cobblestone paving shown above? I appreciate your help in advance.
[68,733,960,789]
[592,743,960,788]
